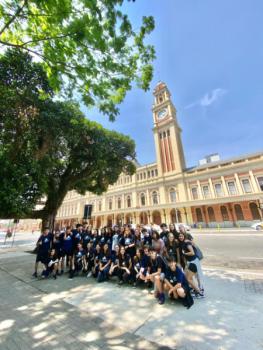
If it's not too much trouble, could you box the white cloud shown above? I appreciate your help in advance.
[185,88,227,109]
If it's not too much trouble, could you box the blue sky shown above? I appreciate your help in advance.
[81,0,263,167]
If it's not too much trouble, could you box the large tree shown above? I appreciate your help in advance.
[0,49,136,228]
[0,0,155,120]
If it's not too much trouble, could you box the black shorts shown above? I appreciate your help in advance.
[61,249,73,257]
[188,263,197,273]
[36,253,49,264]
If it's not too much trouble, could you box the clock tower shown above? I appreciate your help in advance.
[152,82,186,175]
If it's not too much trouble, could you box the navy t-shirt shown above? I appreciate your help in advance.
[182,242,196,262]
[63,234,73,252]
[165,266,188,287]
[38,234,52,253]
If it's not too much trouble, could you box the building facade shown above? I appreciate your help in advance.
[56,82,263,228]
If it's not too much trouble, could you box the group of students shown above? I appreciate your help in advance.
[33,223,205,309]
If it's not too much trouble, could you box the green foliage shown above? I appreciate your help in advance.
[0,49,136,221]
[0,0,155,120]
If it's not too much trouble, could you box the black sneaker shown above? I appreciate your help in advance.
[158,293,165,305]
[53,274,57,280]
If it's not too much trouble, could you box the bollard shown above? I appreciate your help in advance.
[217,224,220,231]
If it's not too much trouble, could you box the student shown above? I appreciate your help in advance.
[92,243,102,278]
[131,248,144,287]
[117,245,132,285]
[52,230,64,274]
[134,228,143,249]
[160,224,169,243]
[120,227,136,258]
[178,233,204,297]
[32,227,52,278]
[82,229,92,250]
[166,233,180,264]
[109,244,120,277]
[145,248,167,300]
[72,224,83,252]
[46,249,59,279]
[97,243,112,282]
[112,227,120,252]
[158,258,193,308]
[142,228,152,247]
[69,243,87,279]
[169,224,179,240]
[61,226,74,273]
[152,230,164,254]
[86,242,95,277]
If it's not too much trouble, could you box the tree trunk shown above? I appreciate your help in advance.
[41,211,56,232]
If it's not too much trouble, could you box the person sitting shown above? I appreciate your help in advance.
[97,243,112,282]
[117,245,132,285]
[157,257,194,308]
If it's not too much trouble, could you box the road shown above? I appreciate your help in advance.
[1,229,263,271]
[194,230,263,271]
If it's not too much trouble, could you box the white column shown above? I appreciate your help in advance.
[221,176,228,196]
[249,170,258,192]
[208,178,216,198]
[197,180,203,199]
[234,173,243,194]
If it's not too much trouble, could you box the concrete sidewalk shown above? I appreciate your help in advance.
[0,251,263,350]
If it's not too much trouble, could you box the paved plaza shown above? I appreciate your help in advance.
[0,232,263,350]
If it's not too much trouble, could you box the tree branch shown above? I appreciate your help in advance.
[0,0,28,36]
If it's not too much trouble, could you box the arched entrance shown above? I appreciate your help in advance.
[170,209,182,223]
[107,215,113,227]
[139,212,148,225]
[250,202,261,220]
[96,216,102,228]
[152,210,162,225]
[125,213,133,224]
[234,204,244,220]
[116,214,123,225]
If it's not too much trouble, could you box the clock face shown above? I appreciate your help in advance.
[157,107,168,120]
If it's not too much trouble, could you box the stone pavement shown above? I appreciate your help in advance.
[0,250,263,350]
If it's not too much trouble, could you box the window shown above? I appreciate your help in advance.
[117,197,121,209]
[220,206,229,221]
[215,183,224,197]
[148,171,151,178]
[143,172,146,179]
[207,207,215,222]
[140,193,146,206]
[98,201,102,211]
[257,177,263,191]
[140,173,142,180]
[169,188,176,203]
[202,185,210,199]
[191,187,198,200]
[234,204,244,220]
[127,196,131,208]
[155,169,158,176]
[242,179,252,193]
[151,170,154,177]
[109,199,112,210]
[228,181,237,196]
[152,191,159,205]
[195,208,203,222]
[249,202,260,220]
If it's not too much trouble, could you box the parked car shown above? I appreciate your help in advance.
[174,223,191,232]
[251,222,263,230]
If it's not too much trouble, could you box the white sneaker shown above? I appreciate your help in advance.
[87,272,92,278]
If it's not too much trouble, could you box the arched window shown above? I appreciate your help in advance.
[109,199,112,210]
[234,204,244,220]
[127,196,131,208]
[191,187,198,200]
[140,193,146,206]
[169,188,176,203]
[207,207,215,222]
[152,191,159,205]
[249,202,260,220]
[117,197,121,209]
[98,201,102,211]
[196,208,203,222]
[220,206,229,221]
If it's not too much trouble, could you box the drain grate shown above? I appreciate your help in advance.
[243,279,263,294]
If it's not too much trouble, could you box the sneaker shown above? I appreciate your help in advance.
[32,272,38,278]
[118,280,123,285]
[194,291,205,299]
[53,274,57,280]
[150,289,155,295]
[158,293,165,305]
[87,272,92,278]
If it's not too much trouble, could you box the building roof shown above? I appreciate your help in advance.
[186,151,263,172]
